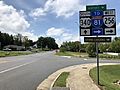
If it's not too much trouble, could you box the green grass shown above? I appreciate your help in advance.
[99,54,120,59]
[56,51,88,57]
[90,65,120,90]
[0,51,33,57]
[53,72,70,87]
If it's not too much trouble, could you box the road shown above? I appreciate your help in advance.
[0,51,120,90]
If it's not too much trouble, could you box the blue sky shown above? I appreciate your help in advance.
[0,0,120,45]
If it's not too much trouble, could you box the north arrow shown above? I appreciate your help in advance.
[84,30,87,34]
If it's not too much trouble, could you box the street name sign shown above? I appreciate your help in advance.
[86,5,106,11]
[84,37,111,42]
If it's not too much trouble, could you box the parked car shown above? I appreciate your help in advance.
[3,48,12,51]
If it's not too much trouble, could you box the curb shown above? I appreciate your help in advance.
[36,63,120,90]
[49,73,62,90]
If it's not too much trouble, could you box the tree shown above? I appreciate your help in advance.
[86,43,96,57]
[109,40,120,53]
[37,37,58,50]
[99,43,110,52]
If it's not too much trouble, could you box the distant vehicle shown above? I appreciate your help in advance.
[3,48,12,51]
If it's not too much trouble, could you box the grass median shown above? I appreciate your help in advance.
[90,65,120,90]
[56,51,88,58]
[53,72,70,87]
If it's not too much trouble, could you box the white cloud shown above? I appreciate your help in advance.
[46,27,64,36]
[30,0,85,18]
[46,27,79,46]
[0,1,30,33]
[21,31,38,41]
[48,0,85,18]
[117,23,120,36]
[29,0,104,19]
[0,1,38,41]
[117,23,120,30]
[29,8,46,17]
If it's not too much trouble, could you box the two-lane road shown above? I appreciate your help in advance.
[0,51,120,90]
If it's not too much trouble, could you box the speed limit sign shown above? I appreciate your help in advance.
[103,16,115,27]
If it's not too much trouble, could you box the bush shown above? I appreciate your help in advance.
[60,47,67,52]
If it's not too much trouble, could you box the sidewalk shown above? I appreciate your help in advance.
[37,63,118,90]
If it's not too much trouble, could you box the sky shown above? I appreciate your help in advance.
[0,0,120,46]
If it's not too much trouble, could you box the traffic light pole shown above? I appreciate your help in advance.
[96,36,100,85]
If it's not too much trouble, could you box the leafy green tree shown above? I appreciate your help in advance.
[37,37,58,50]
[109,40,120,53]
[60,41,81,52]
[99,43,110,52]
[86,43,96,57]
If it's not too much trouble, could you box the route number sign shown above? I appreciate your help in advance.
[80,18,91,28]
[80,7,116,36]
[103,16,115,27]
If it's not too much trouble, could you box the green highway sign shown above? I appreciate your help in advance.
[86,5,106,11]
[84,37,111,42]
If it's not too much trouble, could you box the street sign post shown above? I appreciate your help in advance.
[79,5,116,85]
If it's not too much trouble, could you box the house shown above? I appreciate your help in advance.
[4,45,25,51]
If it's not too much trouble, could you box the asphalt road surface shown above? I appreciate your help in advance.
[0,51,120,90]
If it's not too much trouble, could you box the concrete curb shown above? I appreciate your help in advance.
[36,63,120,90]
[36,66,76,90]
[49,73,62,90]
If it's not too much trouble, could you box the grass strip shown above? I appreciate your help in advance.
[90,65,120,90]
[53,72,70,87]
[0,51,33,57]
[56,51,88,57]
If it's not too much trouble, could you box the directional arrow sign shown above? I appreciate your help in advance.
[80,29,91,36]
[105,28,116,35]
[92,28,103,35]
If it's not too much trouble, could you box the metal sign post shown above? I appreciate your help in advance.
[96,36,99,85]
[79,4,116,85]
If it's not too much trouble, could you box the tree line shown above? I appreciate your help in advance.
[60,37,120,57]
[0,31,58,50]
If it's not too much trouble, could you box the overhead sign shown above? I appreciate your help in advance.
[86,5,106,11]
[80,6,116,36]
[84,37,111,42]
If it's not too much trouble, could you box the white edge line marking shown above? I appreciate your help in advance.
[0,61,35,74]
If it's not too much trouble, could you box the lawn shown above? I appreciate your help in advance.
[0,51,33,57]
[56,51,88,57]
[53,72,70,87]
[90,65,120,90]
[99,54,120,59]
